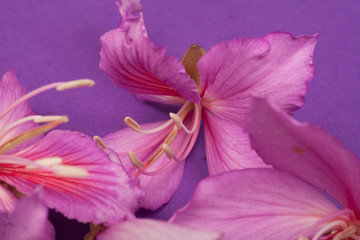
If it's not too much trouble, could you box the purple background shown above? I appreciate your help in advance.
[1,0,359,239]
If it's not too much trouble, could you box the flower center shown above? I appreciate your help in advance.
[124,100,202,176]
[299,209,360,240]
[0,79,94,177]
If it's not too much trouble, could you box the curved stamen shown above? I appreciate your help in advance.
[333,224,359,240]
[128,151,144,168]
[0,115,65,141]
[133,159,175,176]
[169,103,201,135]
[313,220,349,240]
[124,100,194,134]
[0,116,68,154]
[0,79,94,121]
[162,144,174,159]
[125,116,174,134]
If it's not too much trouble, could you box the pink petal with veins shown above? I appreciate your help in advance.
[104,120,187,210]
[200,33,317,125]
[246,97,360,216]
[99,0,200,104]
[97,219,222,240]
[1,130,142,225]
[171,169,339,239]
[0,70,41,152]
[0,185,18,213]
[203,109,268,175]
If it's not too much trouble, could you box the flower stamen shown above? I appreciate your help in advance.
[0,116,68,154]
[126,101,202,177]
[0,79,94,121]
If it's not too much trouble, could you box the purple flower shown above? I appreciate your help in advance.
[170,98,360,239]
[100,0,318,210]
[0,70,142,225]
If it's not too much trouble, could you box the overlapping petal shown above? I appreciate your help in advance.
[104,121,186,210]
[203,109,267,175]
[246,97,360,216]
[170,169,339,239]
[0,130,142,225]
[0,187,54,240]
[0,70,40,151]
[99,3,200,104]
[0,185,18,213]
[97,219,222,240]
[199,33,317,125]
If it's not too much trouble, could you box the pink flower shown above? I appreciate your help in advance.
[0,70,142,225]
[100,0,318,210]
[170,98,360,239]
[0,187,54,240]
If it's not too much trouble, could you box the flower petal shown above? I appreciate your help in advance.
[0,70,40,152]
[99,2,200,104]
[246,97,360,215]
[203,109,267,175]
[1,130,142,225]
[199,33,317,124]
[170,169,339,239]
[0,185,18,213]
[97,219,222,240]
[0,187,55,240]
[104,121,186,210]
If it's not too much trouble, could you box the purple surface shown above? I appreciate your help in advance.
[1,0,360,239]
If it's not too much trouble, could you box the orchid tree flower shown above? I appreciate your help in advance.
[94,218,222,240]
[0,187,54,240]
[170,97,360,239]
[99,0,318,210]
[0,70,142,225]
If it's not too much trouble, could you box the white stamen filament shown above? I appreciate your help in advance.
[56,79,95,91]
[128,151,144,168]
[26,157,63,169]
[51,165,88,178]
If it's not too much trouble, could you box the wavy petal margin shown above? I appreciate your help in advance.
[199,32,317,125]
[99,0,200,104]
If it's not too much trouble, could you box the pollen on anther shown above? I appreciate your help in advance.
[169,113,183,130]
[162,144,174,159]
[56,79,95,91]
[33,115,68,123]
[128,151,144,168]
[124,117,141,132]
